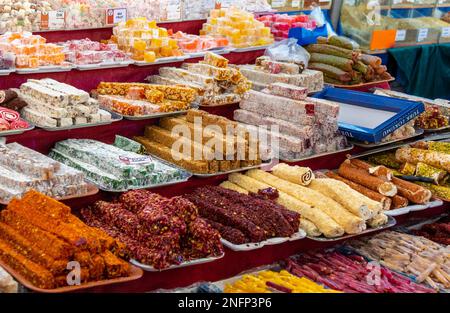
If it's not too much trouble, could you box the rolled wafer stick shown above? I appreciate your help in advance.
[338,160,397,197]
[391,195,409,209]
[349,159,392,180]
[271,163,314,186]
[325,171,390,211]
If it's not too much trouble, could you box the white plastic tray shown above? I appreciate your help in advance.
[281,145,354,163]
[233,45,271,53]
[0,69,15,76]
[116,110,188,121]
[194,160,273,178]
[16,65,74,74]
[221,229,306,252]
[33,111,122,131]
[76,60,134,71]
[0,124,35,136]
[130,253,224,272]
[187,47,234,58]
[384,199,444,217]
[307,216,397,242]
[134,56,188,66]
[351,129,424,148]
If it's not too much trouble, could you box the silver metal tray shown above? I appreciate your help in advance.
[307,216,397,242]
[76,60,134,71]
[281,144,354,163]
[0,124,35,136]
[423,125,450,133]
[351,129,424,148]
[221,229,306,252]
[187,47,234,58]
[385,199,444,217]
[15,65,74,74]
[233,45,271,53]
[134,56,188,66]
[0,69,15,76]
[35,111,123,131]
[118,110,188,121]
[130,253,224,272]
[194,160,274,178]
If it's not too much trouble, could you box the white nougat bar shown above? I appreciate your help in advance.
[159,67,215,86]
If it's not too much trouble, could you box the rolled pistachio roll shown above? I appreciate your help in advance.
[271,163,314,186]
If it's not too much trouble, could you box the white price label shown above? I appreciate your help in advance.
[271,0,286,8]
[119,156,152,165]
[442,27,450,38]
[417,28,429,42]
[167,3,181,20]
[395,29,406,41]
[106,8,127,25]
[41,10,65,30]
[392,0,402,4]
[292,0,301,6]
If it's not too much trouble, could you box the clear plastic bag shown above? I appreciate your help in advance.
[265,38,311,68]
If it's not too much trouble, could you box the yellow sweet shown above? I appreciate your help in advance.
[150,38,162,49]
[133,39,146,51]
[144,51,156,63]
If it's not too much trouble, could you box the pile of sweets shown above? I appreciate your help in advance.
[374,89,449,130]
[0,49,14,69]
[0,32,65,68]
[327,159,433,212]
[223,270,339,293]
[257,14,317,40]
[412,216,450,245]
[0,142,89,202]
[64,0,125,29]
[239,56,323,93]
[306,36,392,85]
[185,185,301,244]
[134,109,264,175]
[0,106,30,131]
[109,17,183,62]
[0,265,18,293]
[220,165,389,239]
[126,0,166,21]
[200,7,274,48]
[0,0,56,33]
[234,82,346,159]
[183,0,215,20]
[49,139,187,191]
[350,231,450,290]
[96,82,195,116]
[367,141,450,202]
[19,78,112,128]
[59,38,130,65]
[285,250,436,293]
[147,52,252,106]
[171,31,229,53]
[0,190,130,289]
[81,189,224,270]
[0,89,28,111]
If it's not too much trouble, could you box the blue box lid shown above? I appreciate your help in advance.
[312,87,425,143]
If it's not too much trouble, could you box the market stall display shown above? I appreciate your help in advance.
[257,13,317,40]
[306,36,392,86]
[200,7,274,48]
[0,142,92,202]
[234,83,348,160]
[0,106,31,134]
[81,189,224,270]
[147,52,252,106]
[239,56,323,93]
[0,49,14,70]
[96,82,195,117]
[0,1,57,33]
[285,250,436,293]
[134,109,264,175]
[49,139,189,191]
[18,78,114,128]
[0,190,133,290]
[350,231,450,290]
[171,31,229,54]
[109,17,183,62]
[220,269,339,293]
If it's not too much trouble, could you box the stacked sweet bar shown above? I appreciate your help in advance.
[0,190,130,289]
[147,52,251,106]
[234,86,347,160]
[59,39,130,65]
[49,139,187,191]
[134,109,263,174]
[19,78,112,128]
[0,142,88,202]
[96,82,196,116]
[81,190,223,270]
[239,56,323,93]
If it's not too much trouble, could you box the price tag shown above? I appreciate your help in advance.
[392,0,402,4]
[417,28,428,42]
[395,29,406,41]
[119,156,152,165]
[105,8,127,25]
[167,3,182,20]
[271,0,286,8]
[442,27,450,38]
[41,10,65,30]
[292,0,301,7]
